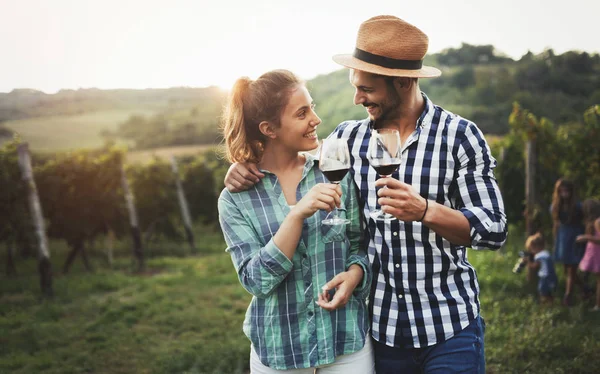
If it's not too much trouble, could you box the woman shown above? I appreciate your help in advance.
[218,69,374,373]
[551,178,587,306]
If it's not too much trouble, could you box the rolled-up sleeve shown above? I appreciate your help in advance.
[455,122,508,250]
[218,191,293,298]
[342,175,371,300]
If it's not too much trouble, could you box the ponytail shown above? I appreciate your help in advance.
[221,77,264,163]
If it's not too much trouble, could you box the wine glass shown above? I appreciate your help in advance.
[319,138,351,226]
[367,128,402,222]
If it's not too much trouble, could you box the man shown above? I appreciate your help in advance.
[224,15,507,373]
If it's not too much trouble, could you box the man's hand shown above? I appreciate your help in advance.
[316,265,363,311]
[374,178,427,222]
[224,162,265,192]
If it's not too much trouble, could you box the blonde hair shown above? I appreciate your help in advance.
[525,232,545,251]
[221,70,303,163]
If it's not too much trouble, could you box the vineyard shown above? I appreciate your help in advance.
[1,47,600,372]
[0,138,229,295]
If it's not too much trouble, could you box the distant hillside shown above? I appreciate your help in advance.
[0,86,224,122]
[2,44,599,152]
[1,86,227,151]
[310,45,600,136]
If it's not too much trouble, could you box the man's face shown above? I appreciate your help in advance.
[349,69,401,124]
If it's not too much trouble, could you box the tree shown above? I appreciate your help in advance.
[0,137,32,275]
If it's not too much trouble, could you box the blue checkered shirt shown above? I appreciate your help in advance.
[218,154,371,369]
[330,93,507,349]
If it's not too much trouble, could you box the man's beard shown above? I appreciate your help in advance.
[371,90,401,129]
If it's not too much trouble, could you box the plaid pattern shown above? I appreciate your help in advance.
[218,153,371,370]
[331,93,507,349]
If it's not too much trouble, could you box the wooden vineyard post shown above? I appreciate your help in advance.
[6,241,17,275]
[121,163,145,272]
[525,135,537,236]
[105,228,115,268]
[171,156,196,252]
[17,143,53,296]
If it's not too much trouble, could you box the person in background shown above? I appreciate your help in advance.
[551,178,588,306]
[525,232,558,305]
[224,16,507,374]
[576,199,600,311]
[217,69,374,373]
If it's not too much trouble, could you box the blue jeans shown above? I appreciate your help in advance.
[373,316,486,374]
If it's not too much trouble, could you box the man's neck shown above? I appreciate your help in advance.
[378,90,425,143]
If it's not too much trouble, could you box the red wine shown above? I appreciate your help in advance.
[322,168,349,183]
[373,163,400,176]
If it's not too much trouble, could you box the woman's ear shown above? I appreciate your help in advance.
[258,121,276,139]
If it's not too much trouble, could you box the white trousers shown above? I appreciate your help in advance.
[250,338,375,374]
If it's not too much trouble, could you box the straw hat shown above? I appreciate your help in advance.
[332,15,441,78]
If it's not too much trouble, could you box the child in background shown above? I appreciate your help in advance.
[526,232,558,305]
[551,178,586,305]
[576,199,600,311]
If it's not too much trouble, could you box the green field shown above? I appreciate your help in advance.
[2,109,154,152]
[126,144,216,164]
[2,226,600,373]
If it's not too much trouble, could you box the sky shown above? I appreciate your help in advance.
[0,0,598,94]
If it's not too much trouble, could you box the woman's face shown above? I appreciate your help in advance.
[272,85,321,152]
[559,186,571,200]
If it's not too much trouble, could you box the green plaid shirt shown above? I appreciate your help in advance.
[218,153,371,370]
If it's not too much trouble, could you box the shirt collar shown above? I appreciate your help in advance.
[302,151,318,174]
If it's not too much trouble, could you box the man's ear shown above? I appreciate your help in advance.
[394,77,412,90]
[258,121,276,139]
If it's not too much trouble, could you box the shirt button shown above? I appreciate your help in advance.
[398,294,404,299]
[393,232,398,237]
[308,311,314,317]
[395,263,400,268]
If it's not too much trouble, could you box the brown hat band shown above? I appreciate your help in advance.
[353,48,423,70]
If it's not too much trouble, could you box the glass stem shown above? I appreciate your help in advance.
[381,175,391,210]
[332,182,340,219]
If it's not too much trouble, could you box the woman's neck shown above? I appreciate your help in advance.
[259,143,305,174]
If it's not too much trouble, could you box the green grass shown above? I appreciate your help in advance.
[471,230,600,373]
[2,109,154,152]
[2,226,600,373]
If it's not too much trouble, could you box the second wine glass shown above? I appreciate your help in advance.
[367,128,402,222]
[319,138,351,226]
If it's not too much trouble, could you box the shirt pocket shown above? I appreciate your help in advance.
[320,208,348,243]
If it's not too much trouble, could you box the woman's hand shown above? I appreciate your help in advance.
[292,183,342,219]
[576,234,589,243]
[316,264,363,311]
